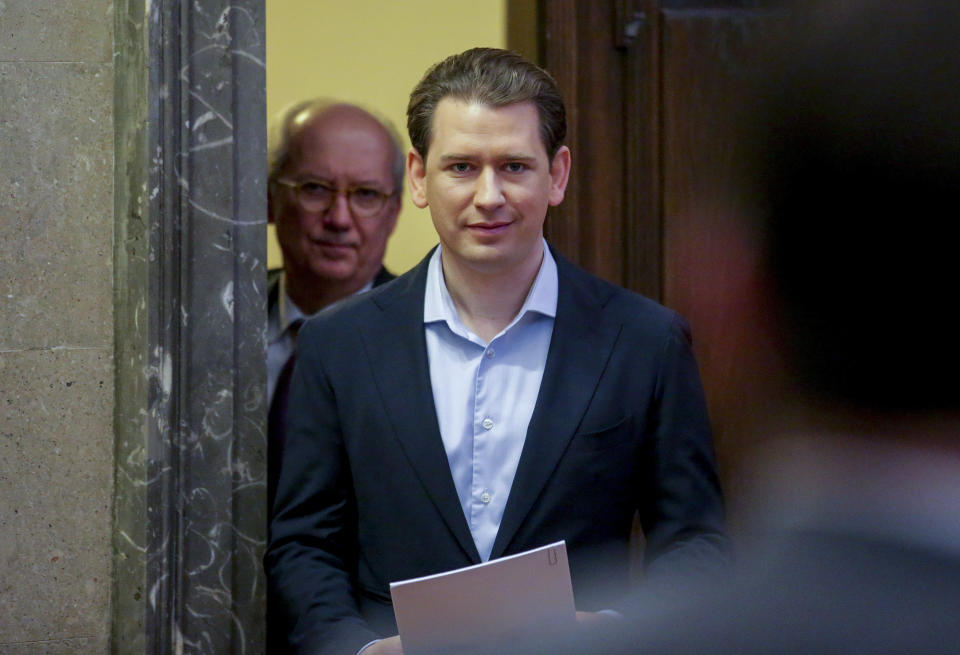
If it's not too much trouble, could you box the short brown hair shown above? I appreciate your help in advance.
[407,47,566,161]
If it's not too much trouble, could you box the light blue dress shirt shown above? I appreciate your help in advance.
[423,241,557,561]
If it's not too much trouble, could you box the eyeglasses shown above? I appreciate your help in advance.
[275,178,394,218]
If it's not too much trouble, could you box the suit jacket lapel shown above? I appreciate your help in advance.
[491,254,622,559]
[360,255,482,564]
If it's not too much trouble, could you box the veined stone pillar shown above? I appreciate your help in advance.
[113,1,267,653]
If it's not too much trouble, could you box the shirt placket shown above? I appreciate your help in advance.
[471,339,498,536]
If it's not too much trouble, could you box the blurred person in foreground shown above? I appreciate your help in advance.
[531,1,960,653]
[267,100,402,509]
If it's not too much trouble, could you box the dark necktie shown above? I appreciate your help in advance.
[267,319,302,520]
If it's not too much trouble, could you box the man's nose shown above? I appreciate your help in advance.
[322,191,354,230]
[474,168,505,210]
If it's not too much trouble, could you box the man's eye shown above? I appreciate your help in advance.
[352,187,381,201]
[505,162,527,173]
[450,163,472,174]
[300,182,331,196]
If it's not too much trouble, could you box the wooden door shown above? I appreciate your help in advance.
[541,0,786,529]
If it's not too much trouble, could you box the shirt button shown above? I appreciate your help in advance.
[481,492,492,504]
[485,348,495,359]
[481,418,494,430]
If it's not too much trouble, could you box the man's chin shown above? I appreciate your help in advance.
[297,255,358,282]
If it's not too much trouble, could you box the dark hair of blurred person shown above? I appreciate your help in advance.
[752,0,960,416]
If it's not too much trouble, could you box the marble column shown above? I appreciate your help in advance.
[113,0,267,653]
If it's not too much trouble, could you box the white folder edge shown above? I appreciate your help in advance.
[389,540,576,655]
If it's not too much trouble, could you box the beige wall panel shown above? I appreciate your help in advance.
[0,62,114,350]
[0,1,112,62]
[0,348,113,651]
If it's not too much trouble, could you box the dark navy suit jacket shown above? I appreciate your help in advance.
[266,247,727,655]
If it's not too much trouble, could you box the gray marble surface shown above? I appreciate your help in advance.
[113,0,267,653]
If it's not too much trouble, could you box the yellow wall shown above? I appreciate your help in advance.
[267,1,507,274]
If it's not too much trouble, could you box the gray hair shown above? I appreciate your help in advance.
[268,98,405,194]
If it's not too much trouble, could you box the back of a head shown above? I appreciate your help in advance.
[753,0,960,413]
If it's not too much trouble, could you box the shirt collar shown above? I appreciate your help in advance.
[423,239,558,331]
[274,271,375,343]
[277,272,308,340]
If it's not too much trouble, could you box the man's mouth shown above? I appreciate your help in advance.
[311,236,354,246]
[467,221,512,234]
[310,239,355,254]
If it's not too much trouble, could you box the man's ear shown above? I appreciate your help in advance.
[407,148,429,209]
[548,145,571,207]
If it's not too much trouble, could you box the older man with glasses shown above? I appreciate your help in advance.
[266,99,403,512]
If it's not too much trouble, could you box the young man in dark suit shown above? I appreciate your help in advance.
[267,49,727,655]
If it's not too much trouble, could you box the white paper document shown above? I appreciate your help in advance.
[389,540,575,655]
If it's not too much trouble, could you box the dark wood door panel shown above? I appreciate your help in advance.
[542,0,657,294]
[660,7,786,517]
[542,0,788,530]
